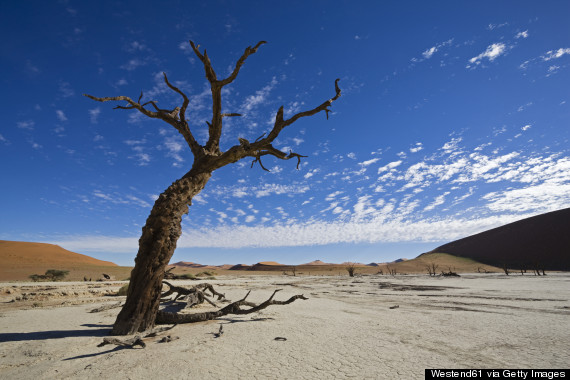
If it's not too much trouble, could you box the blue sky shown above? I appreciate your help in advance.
[1,1,569,266]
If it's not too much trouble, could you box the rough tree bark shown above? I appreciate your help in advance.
[85,40,341,335]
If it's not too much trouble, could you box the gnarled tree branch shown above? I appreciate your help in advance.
[188,40,267,155]
[264,78,341,143]
[219,41,267,86]
[83,77,202,156]
[250,147,307,172]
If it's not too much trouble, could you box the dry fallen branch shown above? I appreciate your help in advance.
[98,324,177,348]
[161,281,226,308]
[98,336,146,349]
[156,289,308,325]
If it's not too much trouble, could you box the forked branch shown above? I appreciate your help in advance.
[263,78,341,144]
[250,147,307,172]
[83,75,201,155]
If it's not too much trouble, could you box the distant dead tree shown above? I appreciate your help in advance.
[533,262,545,276]
[386,265,396,276]
[425,262,439,276]
[85,40,340,335]
[502,263,510,276]
[345,262,357,277]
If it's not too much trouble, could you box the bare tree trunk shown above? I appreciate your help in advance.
[112,171,211,335]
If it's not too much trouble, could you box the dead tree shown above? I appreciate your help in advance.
[533,262,542,276]
[85,40,341,335]
[441,266,460,277]
[425,262,438,276]
[345,262,357,277]
[502,263,510,276]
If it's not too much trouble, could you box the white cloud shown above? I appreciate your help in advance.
[284,101,304,117]
[359,158,380,167]
[468,43,507,67]
[304,168,320,179]
[521,124,531,131]
[416,39,453,61]
[56,110,68,122]
[487,23,508,30]
[483,183,570,213]
[542,48,570,61]
[424,192,450,211]
[163,136,185,167]
[325,191,344,201]
[255,184,310,197]
[59,82,75,97]
[17,120,35,130]
[126,41,148,52]
[441,137,463,155]
[121,58,146,71]
[422,46,437,59]
[89,108,101,123]
[92,190,151,208]
[124,140,151,166]
[242,77,278,113]
[377,160,402,174]
[515,30,529,39]
[167,213,534,249]
[410,142,423,153]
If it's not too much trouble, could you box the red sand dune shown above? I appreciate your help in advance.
[256,261,283,266]
[169,261,208,268]
[1,240,117,267]
[302,260,331,265]
[229,264,251,270]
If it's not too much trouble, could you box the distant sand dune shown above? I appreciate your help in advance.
[0,240,123,281]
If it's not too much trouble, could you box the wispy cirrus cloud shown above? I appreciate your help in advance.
[242,76,278,113]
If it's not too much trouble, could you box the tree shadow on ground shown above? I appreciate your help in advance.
[63,345,136,361]
[0,327,111,343]
[216,316,275,323]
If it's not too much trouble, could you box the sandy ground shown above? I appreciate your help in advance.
[1,273,569,379]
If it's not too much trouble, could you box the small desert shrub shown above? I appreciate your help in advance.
[45,269,69,281]
[29,269,69,282]
[117,284,129,296]
[196,271,216,277]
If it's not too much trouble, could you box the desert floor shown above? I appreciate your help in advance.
[1,273,569,379]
